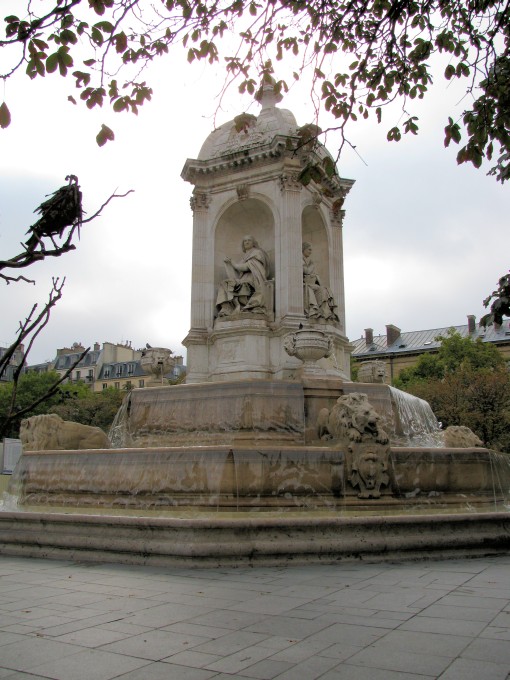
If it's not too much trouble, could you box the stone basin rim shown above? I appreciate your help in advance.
[2,510,509,527]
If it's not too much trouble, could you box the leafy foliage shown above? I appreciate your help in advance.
[0,372,125,438]
[480,272,510,328]
[0,370,81,437]
[394,331,510,451]
[1,1,509,178]
[49,386,125,432]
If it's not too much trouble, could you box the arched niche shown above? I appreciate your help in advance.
[302,205,330,285]
[214,198,275,289]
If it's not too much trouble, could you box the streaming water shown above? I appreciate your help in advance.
[389,386,443,447]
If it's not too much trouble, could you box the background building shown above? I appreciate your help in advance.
[351,315,510,384]
[22,341,185,390]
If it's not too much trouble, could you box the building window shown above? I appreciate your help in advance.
[114,382,120,389]
[104,369,110,378]
[138,379,144,388]
[102,383,108,390]
[75,370,81,380]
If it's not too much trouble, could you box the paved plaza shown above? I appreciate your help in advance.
[0,554,509,680]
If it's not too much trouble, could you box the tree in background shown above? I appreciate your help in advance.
[49,386,126,433]
[480,271,510,328]
[0,178,132,439]
[395,330,510,451]
[0,372,126,438]
[1,1,509,180]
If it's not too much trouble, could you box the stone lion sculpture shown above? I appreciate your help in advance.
[317,393,391,499]
[319,392,389,444]
[443,425,483,448]
[20,414,111,451]
[357,360,386,384]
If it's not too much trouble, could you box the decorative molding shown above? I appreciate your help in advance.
[279,173,302,193]
[190,191,211,211]
[330,208,345,228]
[311,190,322,208]
[236,184,250,201]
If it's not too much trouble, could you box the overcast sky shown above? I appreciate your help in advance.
[1,29,508,365]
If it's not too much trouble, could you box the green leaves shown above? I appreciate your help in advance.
[0,102,11,129]
[96,123,115,147]
[387,126,401,142]
[444,117,461,147]
[88,0,114,16]
[1,0,508,170]
[46,46,73,76]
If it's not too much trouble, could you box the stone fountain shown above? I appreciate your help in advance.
[1,83,509,566]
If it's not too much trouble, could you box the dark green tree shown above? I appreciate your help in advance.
[0,370,85,437]
[1,1,509,179]
[49,386,126,432]
[394,331,510,450]
[480,272,510,328]
[395,328,504,388]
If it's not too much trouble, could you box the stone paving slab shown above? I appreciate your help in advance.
[1,555,510,679]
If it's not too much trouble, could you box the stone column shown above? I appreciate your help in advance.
[330,207,346,333]
[278,172,304,324]
[189,190,212,330]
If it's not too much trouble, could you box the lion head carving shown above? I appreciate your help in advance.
[357,360,386,384]
[320,392,389,445]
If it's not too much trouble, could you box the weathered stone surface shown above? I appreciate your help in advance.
[357,360,387,384]
[443,425,484,448]
[20,414,110,451]
[320,392,389,445]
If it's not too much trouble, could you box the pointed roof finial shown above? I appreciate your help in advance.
[255,76,283,110]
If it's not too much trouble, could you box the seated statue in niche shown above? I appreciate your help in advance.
[302,242,339,322]
[216,235,270,317]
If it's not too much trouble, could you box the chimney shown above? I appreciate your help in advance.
[94,342,100,351]
[467,315,476,334]
[386,324,401,346]
[365,328,374,345]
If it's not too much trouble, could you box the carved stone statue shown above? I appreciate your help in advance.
[302,242,339,322]
[216,235,270,317]
[20,414,110,451]
[322,393,389,445]
[443,425,483,448]
[357,360,387,384]
[316,393,391,499]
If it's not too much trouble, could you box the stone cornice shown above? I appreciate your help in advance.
[182,135,354,201]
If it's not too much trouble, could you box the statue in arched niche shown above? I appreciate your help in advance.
[216,235,270,317]
[302,242,339,322]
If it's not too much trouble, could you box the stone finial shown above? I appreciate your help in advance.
[255,77,284,109]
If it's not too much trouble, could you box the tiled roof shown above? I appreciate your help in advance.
[97,361,146,380]
[352,322,510,358]
[54,350,101,370]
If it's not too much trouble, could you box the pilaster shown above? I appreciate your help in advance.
[278,172,304,322]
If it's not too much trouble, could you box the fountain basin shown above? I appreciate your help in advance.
[9,445,509,510]
[0,510,509,566]
[109,380,442,448]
